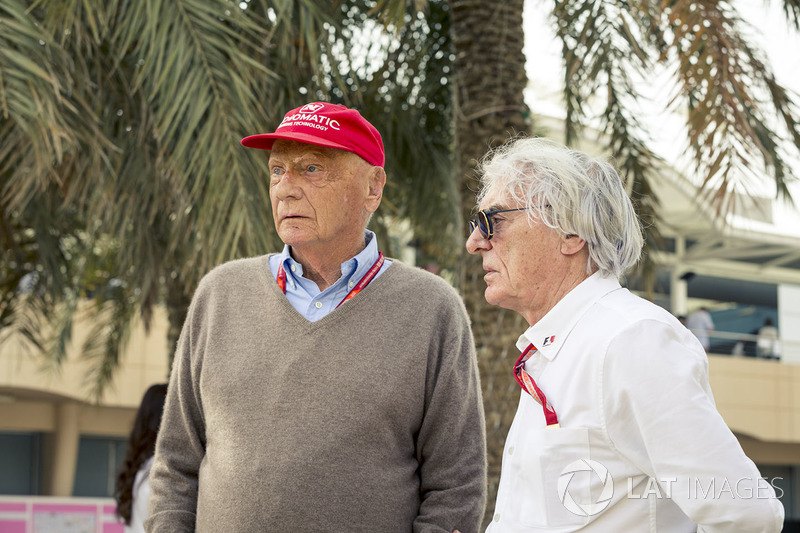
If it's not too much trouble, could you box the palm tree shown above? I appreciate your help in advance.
[2,0,282,396]
[448,1,533,522]
[0,0,457,397]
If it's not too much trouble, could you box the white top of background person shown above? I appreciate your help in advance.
[757,317,780,359]
[466,137,784,532]
[686,306,715,352]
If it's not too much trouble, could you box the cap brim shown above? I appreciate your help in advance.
[241,132,352,154]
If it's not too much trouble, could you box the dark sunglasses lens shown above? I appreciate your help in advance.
[468,211,493,239]
[478,211,491,239]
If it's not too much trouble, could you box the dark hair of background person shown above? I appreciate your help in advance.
[114,383,168,524]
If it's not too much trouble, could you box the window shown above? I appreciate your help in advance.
[0,432,42,495]
[72,436,127,497]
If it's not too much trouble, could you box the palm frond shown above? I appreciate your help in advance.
[550,0,665,294]
[779,0,800,28]
[660,0,800,212]
[80,288,137,402]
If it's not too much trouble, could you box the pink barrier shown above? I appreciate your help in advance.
[0,496,124,533]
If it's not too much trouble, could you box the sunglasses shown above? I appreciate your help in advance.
[468,208,531,240]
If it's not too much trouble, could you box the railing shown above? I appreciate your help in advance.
[702,329,787,360]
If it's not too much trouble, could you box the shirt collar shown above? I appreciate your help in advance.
[277,230,380,290]
[516,272,622,360]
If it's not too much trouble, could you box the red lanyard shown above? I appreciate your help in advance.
[514,343,559,428]
[277,252,385,309]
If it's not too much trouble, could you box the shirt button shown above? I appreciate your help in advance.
[493,514,500,523]
[348,281,354,288]
[508,446,514,455]
[290,265,296,272]
[315,301,322,309]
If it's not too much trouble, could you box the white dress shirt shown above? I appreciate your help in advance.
[486,273,784,532]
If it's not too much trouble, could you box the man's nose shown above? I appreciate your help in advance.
[272,172,302,200]
[466,226,490,254]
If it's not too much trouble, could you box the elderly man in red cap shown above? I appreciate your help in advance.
[145,102,487,533]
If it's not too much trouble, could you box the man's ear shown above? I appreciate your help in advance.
[561,233,586,256]
[365,166,386,213]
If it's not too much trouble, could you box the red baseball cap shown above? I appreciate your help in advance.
[241,102,385,167]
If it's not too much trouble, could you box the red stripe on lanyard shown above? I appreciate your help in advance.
[514,343,559,428]
[276,252,385,309]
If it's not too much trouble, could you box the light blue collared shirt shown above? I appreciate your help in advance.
[268,230,392,322]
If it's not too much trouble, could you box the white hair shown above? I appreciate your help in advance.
[477,137,643,279]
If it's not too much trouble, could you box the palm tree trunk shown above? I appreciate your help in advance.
[165,279,192,375]
[450,0,531,526]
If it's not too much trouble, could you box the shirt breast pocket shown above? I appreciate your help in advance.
[515,426,596,528]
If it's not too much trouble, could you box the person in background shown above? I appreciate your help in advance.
[466,137,784,531]
[146,102,486,532]
[115,383,168,533]
[757,317,781,359]
[686,306,715,352]
[732,325,761,358]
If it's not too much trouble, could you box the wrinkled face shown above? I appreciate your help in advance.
[268,140,382,256]
[465,185,565,320]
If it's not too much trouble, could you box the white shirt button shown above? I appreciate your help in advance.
[290,265,296,272]
[508,446,514,455]
[315,301,322,309]
[493,514,500,523]
[348,281,354,288]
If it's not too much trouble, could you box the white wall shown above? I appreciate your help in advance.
[778,284,800,364]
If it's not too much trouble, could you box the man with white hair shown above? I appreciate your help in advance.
[466,137,783,532]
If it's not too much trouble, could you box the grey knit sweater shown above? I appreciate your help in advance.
[145,256,487,532]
